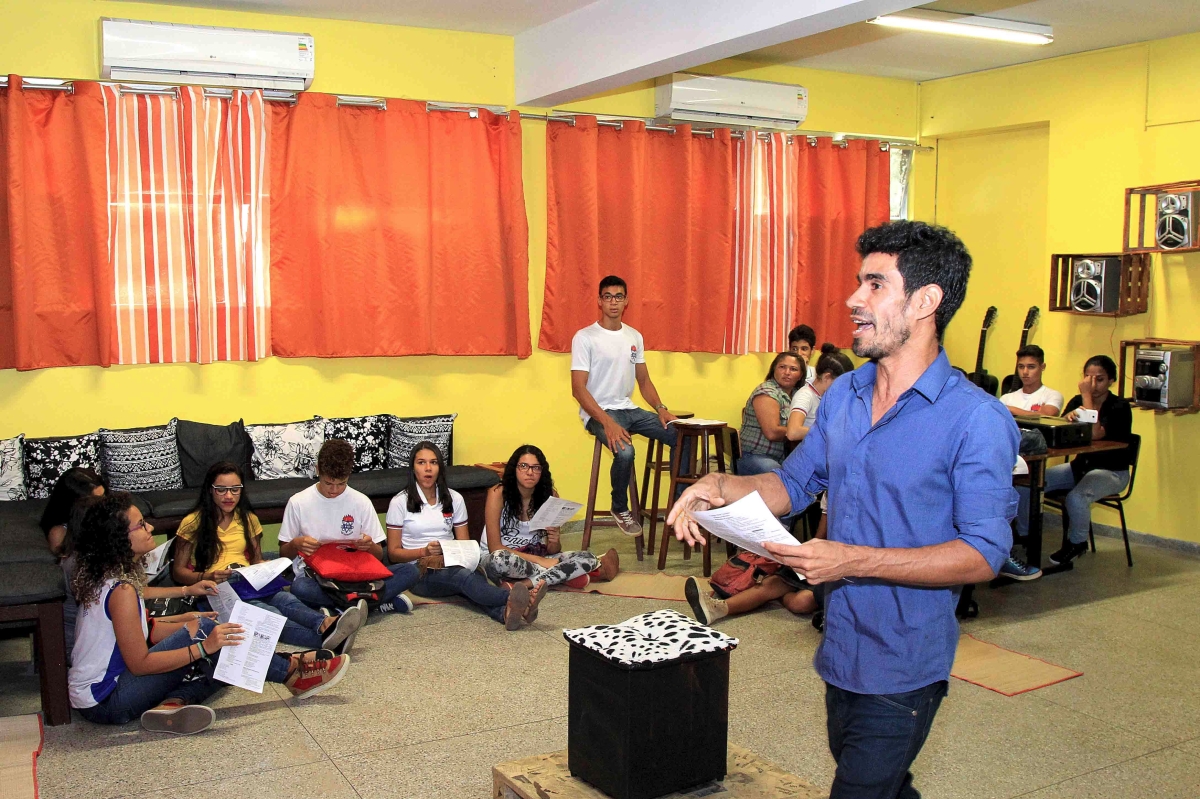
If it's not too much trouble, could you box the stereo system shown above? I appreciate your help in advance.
[1133,347,1196,410]
[1155,191,1200,250]
[1069,256,1122,313]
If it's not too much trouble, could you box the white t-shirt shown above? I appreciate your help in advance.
[1000,384,1064,414]
[788,384,821,427]
[571,322,645,424]
[69,578,148,709]
[278,485,385,576]
[386,488,469,550]
[806,365,816,385]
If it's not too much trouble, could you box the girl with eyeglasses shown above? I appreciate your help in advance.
[171,462,364,655]
[481,445,619,593]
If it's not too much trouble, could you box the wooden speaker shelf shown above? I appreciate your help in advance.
[1118,338,1200,415]
[1125,179,1200,254]
[1049,253,1150,317]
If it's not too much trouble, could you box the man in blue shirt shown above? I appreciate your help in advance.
[669,221,1018,799]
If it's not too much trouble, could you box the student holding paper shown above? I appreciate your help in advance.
[481,445,619,591]
[386,441,536,630]
[172,462,365,655]
[669,221,1019,799]
[68,492,350,735]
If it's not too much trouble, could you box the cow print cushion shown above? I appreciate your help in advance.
[0,434,27,501]
[24,432,102,500]
[247,418,325,480]
[325,415,389,473]
[563,609,738,667]
[386,414,456,469]
[99,419,185,492]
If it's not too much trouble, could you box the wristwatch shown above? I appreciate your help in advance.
[655,404,668,411]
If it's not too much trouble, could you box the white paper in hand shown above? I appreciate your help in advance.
[527,497,582,531]
[440,539,481,573]
[232,558,292,590]
[691,491,800,564]
[209,580,241,624]
[213,600,286,693]
[141,539,171,577]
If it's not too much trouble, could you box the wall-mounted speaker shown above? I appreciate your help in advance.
[1155,191,1200,250]
[1069,257,1122,313]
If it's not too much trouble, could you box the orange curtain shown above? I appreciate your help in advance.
[0,77,111,370]
[540,117,734,353]
[269,94,530,358]
[793,138,891,348]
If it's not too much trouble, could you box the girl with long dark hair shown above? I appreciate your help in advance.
[171,462,364,655]
[68,492,350,734]
[40,467,106,557]
[482,444,618,591]
[787,344,854,442]
[385,441,536,630]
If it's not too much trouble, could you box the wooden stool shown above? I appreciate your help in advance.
[639,411,693,556]
[582,438,645,561]
[657,422,728,576]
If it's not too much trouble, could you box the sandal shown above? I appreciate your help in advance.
[504,582,531,631]
[523,580,548,624]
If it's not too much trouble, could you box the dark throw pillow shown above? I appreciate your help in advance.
[24,432,102,500]
[325,415,389,473]
[386,414,456,469]
[177,419,254,488]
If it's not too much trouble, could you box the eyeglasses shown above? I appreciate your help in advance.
[127,519,149,533]
[515,463,543,474]
[600,293,627,302]
[212,485,244,496]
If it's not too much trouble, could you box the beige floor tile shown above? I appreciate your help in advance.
[335,716,569,799]
[1091,582,1200,637]
[131,760,357,799]
[1173,735,1200,758]
[1020,746,1200,799]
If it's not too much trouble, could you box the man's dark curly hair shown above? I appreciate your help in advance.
[500,445,554,539]
[856,221,972,337]
[72,492,147,608]
[318,438,356,480]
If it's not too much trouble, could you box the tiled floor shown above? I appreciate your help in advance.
[7,518,1200,799]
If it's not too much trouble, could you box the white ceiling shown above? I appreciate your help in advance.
[738,0,1200,81]
[113,0,597,36]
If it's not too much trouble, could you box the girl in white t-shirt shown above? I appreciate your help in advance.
[481,445,619,593]
[68,493,350,734]
[386,441,535,630]
[786,344,855,443]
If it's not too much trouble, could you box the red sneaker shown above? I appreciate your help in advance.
[286,652,351,699]
[563,573,591,590]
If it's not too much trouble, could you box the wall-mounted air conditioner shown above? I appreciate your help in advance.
[101,18,315,91]
[654,73,807,130]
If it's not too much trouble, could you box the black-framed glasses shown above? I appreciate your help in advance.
[212,485,244,496]
[600,293,627,302]
[127,519,149,533]
[515,463,543,473]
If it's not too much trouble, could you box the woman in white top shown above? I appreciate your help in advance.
[386,441,536,630]
[68,493,350,734]
[482,445,619,592]
[786,344,854,442]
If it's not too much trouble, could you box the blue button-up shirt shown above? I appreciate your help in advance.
[775,349,1018,695]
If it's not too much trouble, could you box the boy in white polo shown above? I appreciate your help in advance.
[1000,345,1064,417]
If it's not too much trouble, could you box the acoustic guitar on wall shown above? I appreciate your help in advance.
[966,306,999,397]
[1000,306,1040,395]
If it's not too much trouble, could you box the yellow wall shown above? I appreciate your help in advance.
[915,34,1200,543]
[0,0,917,510]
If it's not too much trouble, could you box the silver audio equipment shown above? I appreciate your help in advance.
[1069,257,1121,313]
[1155,191,1200,250]
[1133,347,1195,409]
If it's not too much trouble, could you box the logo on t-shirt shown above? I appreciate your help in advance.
[629,344,638,364]
[340,515,355,536]
[1031,404,1043,412]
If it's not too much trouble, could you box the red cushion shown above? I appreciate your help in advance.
[303,543,392,581]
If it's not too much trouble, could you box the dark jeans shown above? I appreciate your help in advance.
[585,407,680,513]
[200,572,329,649]
[412,565,510,623]
[289,562,418,611]
[825,680,948,799]
[77,617,292,725]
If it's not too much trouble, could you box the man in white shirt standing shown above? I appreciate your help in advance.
[1000,345,1064,418]
[571,276,679,535]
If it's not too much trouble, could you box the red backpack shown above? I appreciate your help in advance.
[708,553,782,599]
[302,543,393,610]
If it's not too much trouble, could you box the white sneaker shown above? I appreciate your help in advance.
[611,510,643,536]
[685,577,728,626]
[321,603,365,654]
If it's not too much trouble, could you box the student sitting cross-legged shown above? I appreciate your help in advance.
[69,492,350,735]
[279,439,417,617]
[481,445,619,593]
[386,441,536,630]
[171,462,365,655]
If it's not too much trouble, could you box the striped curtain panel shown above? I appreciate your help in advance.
[724,132,797,355]
[102,85,270,365]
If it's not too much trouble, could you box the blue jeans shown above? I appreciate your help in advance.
[736,452,782,476]
[1016,465,1130,544]
[825,680,948,799]
[413,565,510,623]
[585,407,680,513]
[289,562,418,611]
[77,617,291,725]
[201,573,329,649]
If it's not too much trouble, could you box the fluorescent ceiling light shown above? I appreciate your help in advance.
[867,10,1053,45]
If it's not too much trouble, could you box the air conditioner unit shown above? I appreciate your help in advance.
[101,18,314,91]
[654,73,807,130]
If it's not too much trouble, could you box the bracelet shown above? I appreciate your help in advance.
[188,644,195,665]
[197,640,210,662]
[655,404,667,411]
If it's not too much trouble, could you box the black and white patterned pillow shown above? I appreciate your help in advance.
[564,609,739,667]
[387,414,456,469]
[247,418,325,480]
[24,433,102,500]
[0,434,27,501]
[325,415,389,473]
[99,420,185,493]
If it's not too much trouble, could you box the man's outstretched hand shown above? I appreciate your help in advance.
[667,475,726,547]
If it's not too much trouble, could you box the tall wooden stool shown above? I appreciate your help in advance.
[657,422,728,575]
[639,411,693,556]
[583,438,645,561]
